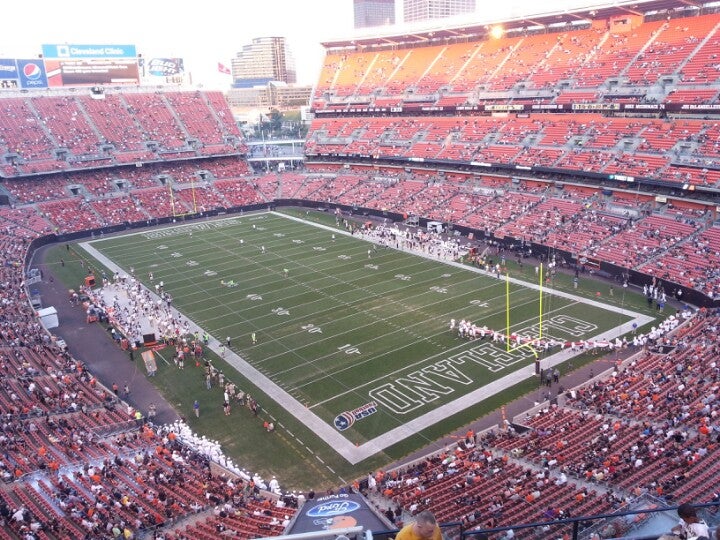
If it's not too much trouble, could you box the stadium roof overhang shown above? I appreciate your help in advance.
[321,0,707,50]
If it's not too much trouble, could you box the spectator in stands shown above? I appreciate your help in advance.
[671,504,709,539]
[396,510,442,540]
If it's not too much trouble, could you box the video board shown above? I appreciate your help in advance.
[41,43,140,87]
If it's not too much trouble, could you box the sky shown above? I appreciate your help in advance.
[1,0,613,90]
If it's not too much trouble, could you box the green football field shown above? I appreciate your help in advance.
[79,210,652,480]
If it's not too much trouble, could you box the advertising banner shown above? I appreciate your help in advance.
[0,59,19,88]
[0,59,18,79]
[17,59,48,89]
[147,58,184,76]
[286,493,388,534]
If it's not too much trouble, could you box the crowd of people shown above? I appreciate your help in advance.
[451,308,691,353]
[0,220,301,539]
[359,222,470,262]
[86,272,185,347]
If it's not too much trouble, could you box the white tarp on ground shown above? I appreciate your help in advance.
[37,306,59,329]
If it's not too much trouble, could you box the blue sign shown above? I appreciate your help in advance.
[42,44,137,59]
[0,59,18,80]
[306,500,361,518]
[17,59,48,89]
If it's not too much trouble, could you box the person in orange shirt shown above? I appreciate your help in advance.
[396,511,443,540]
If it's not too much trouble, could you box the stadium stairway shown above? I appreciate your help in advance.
[159,93,193,141]
[23,98,60,151]
[74,95,108,144]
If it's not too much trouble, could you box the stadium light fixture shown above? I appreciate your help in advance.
[490,25,504,39]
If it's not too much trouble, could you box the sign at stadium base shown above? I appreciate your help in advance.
[286,493,389,535]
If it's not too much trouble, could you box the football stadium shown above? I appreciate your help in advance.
[3,1,720,539]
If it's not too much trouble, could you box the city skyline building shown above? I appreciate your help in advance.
[230,36,297,89]
[353,0,396,28]
[403,0,475,23]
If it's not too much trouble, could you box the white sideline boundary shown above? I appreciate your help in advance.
[79,211,654,464]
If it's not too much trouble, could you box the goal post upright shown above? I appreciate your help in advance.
[538,262,544,341]
[504,261,544,359]
[505,270,511,352]
[167,177,178,217]
[189,176,198,214]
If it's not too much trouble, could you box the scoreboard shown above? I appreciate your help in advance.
[0,44,141,88]
[42,43,140,87]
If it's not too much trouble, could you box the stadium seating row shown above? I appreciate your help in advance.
[2,159,719,299]
[312,13,720,107]
[0,91,245,177]
[305,114,720,187]
[0,221,297,539]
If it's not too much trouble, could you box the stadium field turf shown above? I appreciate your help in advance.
[71,210,658,488]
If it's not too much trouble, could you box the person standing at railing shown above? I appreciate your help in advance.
[669,504,710,540]
[395,510,442,540]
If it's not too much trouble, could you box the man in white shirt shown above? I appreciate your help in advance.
[672,504,709,539]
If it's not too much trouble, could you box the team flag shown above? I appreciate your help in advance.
[218,62,231,75]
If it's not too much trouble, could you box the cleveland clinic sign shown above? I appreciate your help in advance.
[42,44,137,59]
[40,44,140,86]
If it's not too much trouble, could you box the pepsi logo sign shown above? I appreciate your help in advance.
[306,500,360,518]
[23,63,42,80]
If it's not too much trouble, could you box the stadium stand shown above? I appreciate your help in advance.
[305,114,720,187]
[0,90,246,178]
[364,309,720,536]
[0,208,298,539]
[38,198,104,233]
[90,195,150,226]
[4,3,720,539]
